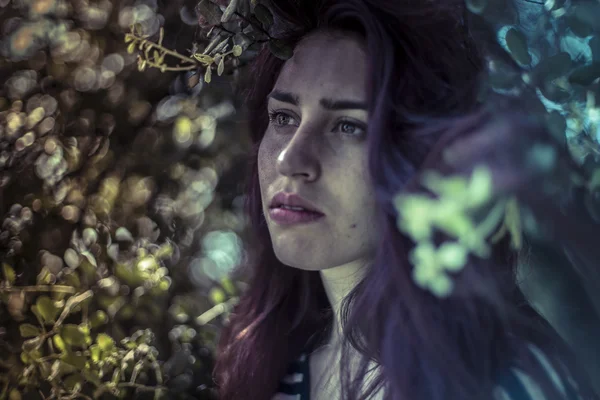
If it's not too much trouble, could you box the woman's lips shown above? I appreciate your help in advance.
[268,207,325,225]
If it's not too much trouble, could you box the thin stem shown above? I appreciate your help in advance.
[0,285,75,293]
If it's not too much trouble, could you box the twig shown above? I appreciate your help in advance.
[0,285,76,293]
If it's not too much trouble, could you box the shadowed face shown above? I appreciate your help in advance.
[258,31,378,272]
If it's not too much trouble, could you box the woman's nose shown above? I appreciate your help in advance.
[275,127,321,182]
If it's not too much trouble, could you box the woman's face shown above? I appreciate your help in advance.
[258,31,378,272]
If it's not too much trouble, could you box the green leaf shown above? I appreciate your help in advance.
[221,277,237,296]
[209,287,226,305]
[569,63,600,86]
[437,243,468,271]
[22,336,43,352]
[505,28,531,65]
[90,310,108,329]
[96,333,115,352]
[467,166,493,206]
[19,323,41,338]
[269,39,294,61]
[429,274,453,298]
[53,334,67,352]
[61,352,87,369]
[204,66,212,83]
[90,344,101,362]
[8,389,21,400]
[61,324,88,348]
[217,58,225,76]
[253,4,273,28]
[36,296,60,324]
[232,44,243,57]
[3,263,15,285]
[193,53,214,65]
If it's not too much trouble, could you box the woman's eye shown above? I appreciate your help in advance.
[337,121,365,137]
[268,111,365,137]
[268,112,297,126]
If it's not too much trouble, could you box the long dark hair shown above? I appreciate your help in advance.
[214,0,600,399]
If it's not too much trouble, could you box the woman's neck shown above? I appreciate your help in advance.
[319,262,368,346]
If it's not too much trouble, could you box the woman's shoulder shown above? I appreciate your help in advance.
[494,343,585,400]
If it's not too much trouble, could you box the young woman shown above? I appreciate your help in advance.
[213,0,600,399]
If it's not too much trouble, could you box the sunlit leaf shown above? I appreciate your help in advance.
[437,243,468,271]
[90,310,108,329]
[53,334,67,352]
[3,263,16,285]
[96,333,115,352]
[61,324,88,348]
[209,287,226,305]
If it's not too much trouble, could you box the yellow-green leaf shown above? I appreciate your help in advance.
[19,323,41,338]
[90,310,108,329]
[36,296,59,324]
[61,352,87,369]
[61,324,88,348]
[53,334,67,352]
[204,67,212,84]
[3,263,15,285]
[8,389,21,400]
[217,58,225,76]
[232,44,243,57]
[193,53,213,65]
[436,243,468,271]
[90,344,101,362]
[209,287,226,305]
[221,277,236,296]
[96,333,115,352]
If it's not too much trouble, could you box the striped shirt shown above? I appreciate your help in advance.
[272,344,585,400]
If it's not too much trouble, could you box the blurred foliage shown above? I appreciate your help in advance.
[0,0,258,398]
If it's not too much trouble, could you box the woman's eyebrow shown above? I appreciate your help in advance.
[268,89,367,111]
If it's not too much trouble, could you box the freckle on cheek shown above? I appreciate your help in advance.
[350,224,357,228]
